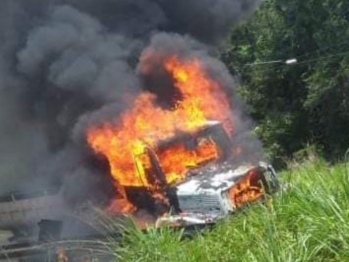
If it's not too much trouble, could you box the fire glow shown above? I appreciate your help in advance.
[156,137,219,184]
[228,169,264,208]
[87,54,231,183]
[86,52,233,208]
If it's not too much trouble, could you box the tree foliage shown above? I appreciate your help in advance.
[224,0,349,162]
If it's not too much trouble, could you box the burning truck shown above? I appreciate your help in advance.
[0,54,279,242]
[115,120,279,226]
[84,54,280,224]
[0,121,278,242]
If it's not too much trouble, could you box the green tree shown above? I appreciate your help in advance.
[224,0,349,163]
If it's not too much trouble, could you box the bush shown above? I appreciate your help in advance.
[111,159,349,262]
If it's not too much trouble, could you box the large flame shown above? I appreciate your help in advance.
[228,169,264,208]
[87,54,231,190]
[157,137,219,184]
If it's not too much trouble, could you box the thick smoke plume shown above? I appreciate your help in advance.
[0,0,262,201]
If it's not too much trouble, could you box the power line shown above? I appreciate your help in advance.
[244,50,349,69]
[244,60,283,67]
[241,38,349,68]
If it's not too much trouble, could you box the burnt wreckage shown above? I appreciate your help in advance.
[0,121,279,242]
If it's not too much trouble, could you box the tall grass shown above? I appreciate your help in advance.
[110,158,349,262]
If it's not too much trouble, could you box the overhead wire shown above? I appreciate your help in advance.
[243,50,349,69]
[241,39,349,69]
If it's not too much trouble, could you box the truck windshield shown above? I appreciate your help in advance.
[156,135,220,184]
[133,123,233,187]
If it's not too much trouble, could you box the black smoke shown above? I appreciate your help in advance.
[0,0,262,202]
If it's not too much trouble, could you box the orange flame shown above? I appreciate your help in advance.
[87,54,232,205]
[228,169,264,208]
[157,137,219,184]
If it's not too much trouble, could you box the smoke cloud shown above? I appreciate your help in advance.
[0,0,262,202]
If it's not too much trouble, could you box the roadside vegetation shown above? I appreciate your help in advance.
[223,0,349,165]
[110,156,349,262]
[49,0,349,261]
[102,1,349,260]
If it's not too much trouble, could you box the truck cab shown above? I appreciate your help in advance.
[0,121,279,242]
[124,121,279,224]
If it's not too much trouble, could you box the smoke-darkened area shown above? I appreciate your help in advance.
[0,0,262,202]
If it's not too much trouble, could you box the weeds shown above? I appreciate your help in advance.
[110,159,349,262]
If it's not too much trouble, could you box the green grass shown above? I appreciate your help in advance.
[109,159,349,262]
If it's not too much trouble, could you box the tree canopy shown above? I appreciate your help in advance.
[225,0,349,163]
